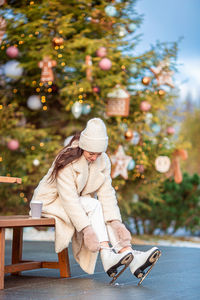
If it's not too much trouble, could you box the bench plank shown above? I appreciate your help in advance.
[0,216,55,227]
[5,262,42,273]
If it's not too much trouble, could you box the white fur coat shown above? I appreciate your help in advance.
[31,150,122,274]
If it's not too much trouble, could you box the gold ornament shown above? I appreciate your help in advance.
[142,76,151,85]
[158,89,165,96]
[124,129,133,141]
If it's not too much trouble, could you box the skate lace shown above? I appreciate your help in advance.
[100,241,121,251]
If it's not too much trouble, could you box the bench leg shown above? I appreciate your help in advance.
[0,228,5,290]
[58,248,70,278]
[12,227,23,275]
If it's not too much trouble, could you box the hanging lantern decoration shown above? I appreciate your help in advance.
[155,156,171,173]
[4,60,23,79]
[0,17,6,45]
[124,129,133,141]
[167,126,175,135]
[82,103,91,115]
[140,101,151,112]
[6,46,19,58]
[96,47,107,58]
[106,85,130,117]
[38,56,57,83]
[27,95,42,110]
[52,37,64,47]
[7,139,19,151]
[71,101,82,119]
[85,55,93,81]
[99,58,112,71]
[142,76,151,86]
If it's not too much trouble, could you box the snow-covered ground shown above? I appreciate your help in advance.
[5,228,200,249]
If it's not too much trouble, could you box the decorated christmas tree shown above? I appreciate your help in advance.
[0,0,184,229]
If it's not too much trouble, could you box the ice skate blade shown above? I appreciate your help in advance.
[109,253,133,285]
[138,251,161,286]
[134,249,161,278]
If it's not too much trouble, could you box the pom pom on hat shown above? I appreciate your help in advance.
[79,118,108,152]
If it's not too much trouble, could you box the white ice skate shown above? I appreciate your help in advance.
[100,248,133,284]
[130,247,161,286]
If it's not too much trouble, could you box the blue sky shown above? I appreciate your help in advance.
[134,0,200,103]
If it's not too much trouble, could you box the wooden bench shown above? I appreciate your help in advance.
[0,176,71,290]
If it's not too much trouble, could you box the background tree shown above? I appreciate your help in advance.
[178,108,200,175]
[0,0,182,218]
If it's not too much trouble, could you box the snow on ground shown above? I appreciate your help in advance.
[5,228,200,249]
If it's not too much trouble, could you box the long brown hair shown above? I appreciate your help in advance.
[49,133,83,182]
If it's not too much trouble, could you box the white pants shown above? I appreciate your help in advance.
[79,196,109,243]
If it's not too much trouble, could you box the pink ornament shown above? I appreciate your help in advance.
[92,86,100,93]
[96,47,107,58]
[99,58,112,71]
[7,139,19,151]
[6,46,19,58]
[140,101,151,112]
[167,126,175,135]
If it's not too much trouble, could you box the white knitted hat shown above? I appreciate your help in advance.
[79,118,108,152]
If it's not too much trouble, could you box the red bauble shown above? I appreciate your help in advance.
[6,46,19,58]
[92,86,100,93]
[96,47,107,58]
[140,101,151,112]
[167,126,175,135]
[7,139,19,151]
[99,58,112,70]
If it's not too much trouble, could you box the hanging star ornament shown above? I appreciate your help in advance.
[110,145,132,180]
[150,60,174,88]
